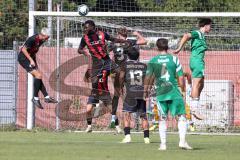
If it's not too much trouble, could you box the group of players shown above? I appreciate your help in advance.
[18,18,212,150]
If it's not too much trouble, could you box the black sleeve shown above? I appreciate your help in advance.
[24,36,35,49]
[104,32,111,41]
[127,39,137,46]
[79,37,86,49]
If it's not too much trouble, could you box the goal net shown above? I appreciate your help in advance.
[17,11,240,132]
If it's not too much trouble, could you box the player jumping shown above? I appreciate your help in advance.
[173,18,212,120]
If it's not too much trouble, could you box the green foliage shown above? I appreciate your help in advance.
[0,0,28,49]
[1,0,240,49]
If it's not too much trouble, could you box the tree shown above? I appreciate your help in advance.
[0,0,28,49]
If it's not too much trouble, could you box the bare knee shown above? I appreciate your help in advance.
[31,71,42,79]
[86,104,93,113]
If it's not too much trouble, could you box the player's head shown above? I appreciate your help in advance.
[198,18,212,33]
[83,20,96,34]
[125,46,139,60]
[156,38,168,51]
[117,27,128,38]
[39,27,50,40]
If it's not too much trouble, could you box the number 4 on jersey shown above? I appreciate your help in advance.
[160,63,170,81]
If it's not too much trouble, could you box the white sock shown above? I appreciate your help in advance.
[87,125,92,128]
[190,98,199,111]
[178,116,187,144]
[159,120,167,145]
[34,97,39,100]
[111,115,116,122]
[45,95,50,99]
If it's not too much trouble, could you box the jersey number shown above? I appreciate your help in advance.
[160,63,170,81]
[130,70,143,85]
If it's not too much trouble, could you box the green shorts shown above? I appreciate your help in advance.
[157,99,186,117]
[190,59,205,78]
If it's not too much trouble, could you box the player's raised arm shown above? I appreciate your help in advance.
[109,35,128,44]
[132,31,148,45]
[173,33,191,54]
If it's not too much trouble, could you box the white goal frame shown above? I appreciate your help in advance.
[27,11,240,130]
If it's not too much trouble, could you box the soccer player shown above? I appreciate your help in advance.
[78,20,128,132]
[110,27,147,132]
[145,38,192,150]
[178,72,195,131]
[119,46,150,144]
[173,18,212,120]
[18,28,58,109]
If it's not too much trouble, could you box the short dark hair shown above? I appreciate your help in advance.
[84,20,95,27]
[156,38,168,51]
[198,18,212,27]
[117,27,128,38]
[124,47,139,60]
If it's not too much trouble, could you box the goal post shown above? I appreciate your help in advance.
[26,10,240,132]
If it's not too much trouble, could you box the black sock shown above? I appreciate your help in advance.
[40,80,48,97]
[124,127,130,135]
[115,118,119,126]
[144,130,149,138]
[33,78,42,97]
[111,96,119,115]
[87,118,92,125]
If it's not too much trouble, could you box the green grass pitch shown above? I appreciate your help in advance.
[0,131,240,160]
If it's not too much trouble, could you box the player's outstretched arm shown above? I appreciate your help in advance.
[119,69,125,95]
[132,31,148,45]
[109,36,128,44]
[144,74,155,99]
[173,33,191,54]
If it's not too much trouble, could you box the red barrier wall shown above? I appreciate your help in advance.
[16,48,240,129]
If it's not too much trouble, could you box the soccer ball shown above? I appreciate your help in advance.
[78,4,89,16]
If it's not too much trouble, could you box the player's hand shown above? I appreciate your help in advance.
[173,48,181,54]
[30,59,36,67]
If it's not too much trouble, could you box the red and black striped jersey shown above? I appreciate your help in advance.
[79,31,111,60]
[20,34,47,57]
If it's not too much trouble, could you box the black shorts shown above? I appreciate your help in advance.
[18,52,37,72]
[91,58,119,78]
[123,99,146,114]
[87,94,111,105]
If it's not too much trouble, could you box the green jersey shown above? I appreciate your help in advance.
[190,30,208,60]
[146,53,183,101]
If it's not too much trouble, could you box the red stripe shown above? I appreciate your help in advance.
[84,34,102,59]
[96,31,107,58]
[102,70,109,91]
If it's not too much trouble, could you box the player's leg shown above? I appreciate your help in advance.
[190,60,205,120]
[30,70,44,109]
[121,99,137,143]
[138,100,150,144]
[110,75,121,129]
[170,99,192,150]
[30,69,58,104]
[85,95,99,133]
[18,54,43,109]
[191,77,204,120]
[121,111,131,143]
[85,103,93,133]
[157,101,168,150]
[177,115,192,150]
